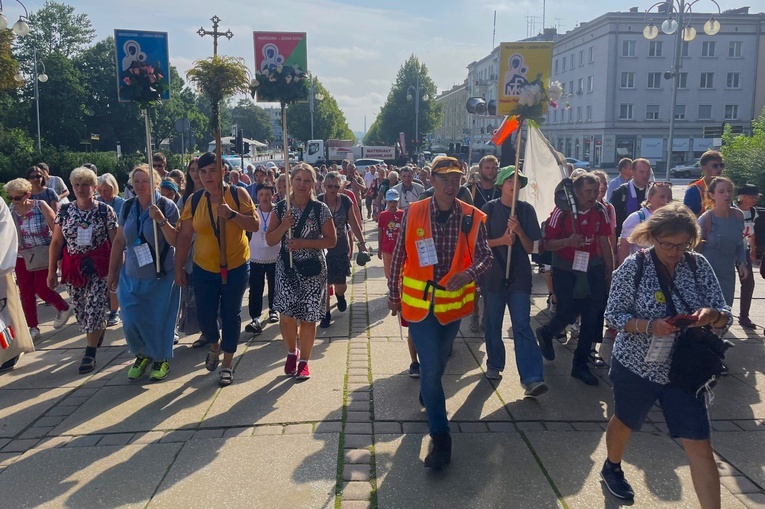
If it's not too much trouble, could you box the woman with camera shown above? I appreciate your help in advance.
[602,202,730,507]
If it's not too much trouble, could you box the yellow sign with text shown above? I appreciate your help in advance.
[497,42,553,116]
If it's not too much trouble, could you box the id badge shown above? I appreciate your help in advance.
[133,243,154,267]
[76,225,93,246]
[572,250,589,272]
[415,238,438,268]
[644,334,675,363]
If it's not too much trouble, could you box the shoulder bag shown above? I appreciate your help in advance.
[12,203,50,272]
[280,201,322,277]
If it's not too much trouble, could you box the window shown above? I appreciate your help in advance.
[678,72,688,89]
[586,105,592,121]
[622,40,636,57]
[569,54,574,68]
[649,41,663,57]
[674,105,686,120]
[647,72,662,89]
[553,109,557,123]
[587,75,594,93]
[568,108,573,122]
[725,104,738,120]
[577,106,582,121]
[562,58,567,71]
[569,81,574,95]
[577,78,584,93]
[701,41,716,57]
[646,104,660,120]
[727,72,740,88]
[681,42,689,57]
[619,104,633,119]
[554,59,559,74]
[700,72,714,89]
[729,41,742,57]
[579,50,584,66]
[698,104,712,119]
[588,46,594,62]
[621,72,635,88]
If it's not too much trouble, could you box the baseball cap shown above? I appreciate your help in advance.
[385,189,400,201]
[737,183,760,200]
[430,156,463,175]
[495,165,528,189]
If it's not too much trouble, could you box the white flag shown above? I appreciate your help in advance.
[520,124,568,222]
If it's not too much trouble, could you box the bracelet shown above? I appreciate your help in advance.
[158,220,168,227]
[645,319,654,335]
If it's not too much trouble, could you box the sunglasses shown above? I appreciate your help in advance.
[432,158,461,171]
[10,195,26,201]
[710,162,724,170]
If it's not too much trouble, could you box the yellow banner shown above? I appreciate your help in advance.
[497,42,553,116]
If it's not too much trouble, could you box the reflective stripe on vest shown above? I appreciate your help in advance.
[400,198,486,325]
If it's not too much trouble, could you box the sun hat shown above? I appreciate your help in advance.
[385,189,400,201]
[495,165,528,189]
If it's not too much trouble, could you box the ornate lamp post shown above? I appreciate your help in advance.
[0,0,31,35]
[642,0,721,179]
[407,74,429,159]
[309,75,324,140]
[32,49,46,152]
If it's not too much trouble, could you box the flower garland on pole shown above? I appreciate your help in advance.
[491,78,564,282]
[186,55,250,284]
[249,64,309,268]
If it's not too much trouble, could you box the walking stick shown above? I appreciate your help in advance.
[143,109,162,279]
[282,101,293,268]
[216,126,228,284]
[503,118,525,286]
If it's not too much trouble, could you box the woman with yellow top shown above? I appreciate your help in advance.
[174,152,259,386]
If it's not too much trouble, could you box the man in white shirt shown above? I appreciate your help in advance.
[392,166,425,210]
[606,158,633,202]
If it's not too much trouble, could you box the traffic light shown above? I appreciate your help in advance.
[487,100,497,116]
[243,142,250,154]
[449,142,455,153]
[235,129,244,154]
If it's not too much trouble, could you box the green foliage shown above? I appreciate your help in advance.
[230,99,274,144]
[286,79,354,142]
[722,109,765,202]
[36,53,88,149]
[362,55,442,150]
[250,65,308,104]
[0,127,36,181]
[12,0,95,62]
[0,31,19,92]
[186,56,251,131]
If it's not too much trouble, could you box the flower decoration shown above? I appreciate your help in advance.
[512,77,569,124]
[120,62,169,107]
[249,64,309,104]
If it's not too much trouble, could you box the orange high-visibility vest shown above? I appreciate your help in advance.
[690,178,714,217]
[400,198,486,325]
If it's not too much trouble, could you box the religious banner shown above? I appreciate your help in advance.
[497,42,553,116]
[252,31,307,103]
[114,29,170,103]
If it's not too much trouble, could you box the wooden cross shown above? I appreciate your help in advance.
[197,15,233,57]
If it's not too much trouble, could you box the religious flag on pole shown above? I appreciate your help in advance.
[520,123,567,221]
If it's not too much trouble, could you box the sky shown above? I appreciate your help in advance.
[17,0,758,134]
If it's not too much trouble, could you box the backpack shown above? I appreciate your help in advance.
[633,249,697,292]
[190,186,252,241]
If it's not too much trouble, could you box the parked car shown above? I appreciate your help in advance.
[565,157,591,170]
[352,158,384,172]
[669,161,702,179]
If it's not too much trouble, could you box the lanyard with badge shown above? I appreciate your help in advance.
[258,208,271,239]
[132,202,155,267]
[644,250,681,363]
[76,215,94,247]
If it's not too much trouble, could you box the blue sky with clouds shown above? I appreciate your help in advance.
[17,0,756,133]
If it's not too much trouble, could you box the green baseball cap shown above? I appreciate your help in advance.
[495,165,528,189]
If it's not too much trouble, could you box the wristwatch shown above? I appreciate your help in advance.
[228,210,237,220]
[158,220,168,227]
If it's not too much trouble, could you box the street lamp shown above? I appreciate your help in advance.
[0,0,31,35]
[643,0,721,179]
[33,49,47,152]
[407,74,429,159]
[309,75,324,140]
[465,97,487,166]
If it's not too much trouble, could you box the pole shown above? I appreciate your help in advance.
[143,110,162,278]
[216,120,228,284]
[414,73,420,159]
[181,130,185,170]
[310,77,315,140]
[468,114,475,166]
[282,102,293,268]
[34,49,41,153]
[505,118,525,281]
[666,0,685,181]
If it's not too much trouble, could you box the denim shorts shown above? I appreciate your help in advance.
[610,358,710,440]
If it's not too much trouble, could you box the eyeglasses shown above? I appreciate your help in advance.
[9,195,25,201]
[28,175,42,180]
[657,241,692,252]
[710,162,724,170]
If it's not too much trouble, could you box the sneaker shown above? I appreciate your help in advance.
[149,360,170,381]
[571,365,599,385]
[107,311,121,327]
[738,316,756,329]
[424,432,451,470]
[535,327,555,361]
[408,362,420,378]
[29,327,41,341]
[600,460,635,501]
[284,349,300,376]
[336,295,347,312]
[268,310,279,323]
[245,318,263,335]
[295,360,310,380]
[485,367,502,380]
[128,355,151,380]
[53,306,74,329]
[319,311,331,328]
[468,314,480,332]
[524,381,549,398]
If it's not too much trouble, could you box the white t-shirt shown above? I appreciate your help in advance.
[48,175,70,204]
[363,170,375,188]
[249,207,280,263]
[620,206,651,253]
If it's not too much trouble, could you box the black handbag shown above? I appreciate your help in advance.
[651,250,731,398]
[280,201,322,277]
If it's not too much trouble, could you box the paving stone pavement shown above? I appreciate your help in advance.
[1,219,764,508]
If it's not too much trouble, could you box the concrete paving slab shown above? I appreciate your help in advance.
[706,374,765,420]
[712,431,765,488]
[525,430,747,508]
[370,341,481,376]
[374,433,561,508]
[0,443,181,508]
[0,388,69,438]
[150,435,338,509]
[0,348,124,390]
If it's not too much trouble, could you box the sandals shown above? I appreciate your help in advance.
[218,368,234,387]
[192,337,207,349]
[79,356,96,374]
[205,347,221,372]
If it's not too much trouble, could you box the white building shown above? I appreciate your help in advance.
[433,81,468,149]
[262,106,283,145]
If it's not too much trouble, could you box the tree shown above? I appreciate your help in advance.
[229,98,274,144]
[363,55,442,154]
[13,1,96,62]
[285,79,354,142]
[0,31,20,92]
[722,109,765,201]
[35,52,87,149]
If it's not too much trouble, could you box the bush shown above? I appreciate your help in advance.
[723,109,765,205]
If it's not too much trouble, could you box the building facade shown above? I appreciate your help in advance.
[433,81,468,148]
[262,106,283,146]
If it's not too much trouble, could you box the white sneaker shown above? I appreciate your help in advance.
[29,327,41,340]
[53,306,74,329]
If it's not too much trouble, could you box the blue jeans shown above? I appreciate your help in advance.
[483,290,544,386]
[193,263,249,354]
[408,312,461,436]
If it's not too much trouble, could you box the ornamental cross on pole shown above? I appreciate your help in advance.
[197,15,233,57]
